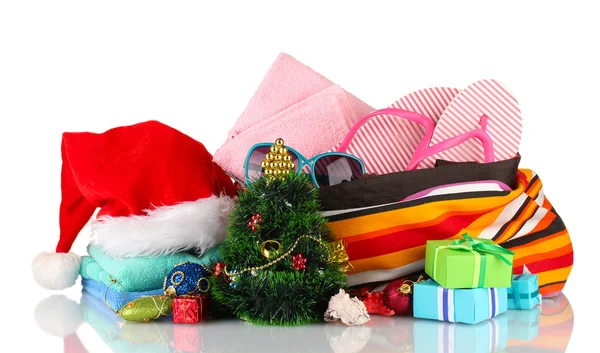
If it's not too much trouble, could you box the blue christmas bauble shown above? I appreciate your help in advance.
[163,262,212,296]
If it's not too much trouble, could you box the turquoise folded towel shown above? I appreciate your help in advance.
[80,245,222,292]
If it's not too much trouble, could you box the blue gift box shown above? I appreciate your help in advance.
[414,315,507,353]
[507,306,541,341]
[508,274,542,310]
[413,280,507,324]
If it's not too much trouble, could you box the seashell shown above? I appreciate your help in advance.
[324,289,370,326]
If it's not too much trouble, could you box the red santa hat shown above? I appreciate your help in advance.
[32,120,237,290]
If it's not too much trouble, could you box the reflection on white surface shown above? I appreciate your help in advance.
[34,292,573,353]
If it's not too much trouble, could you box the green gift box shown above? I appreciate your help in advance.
[425,233,514,289]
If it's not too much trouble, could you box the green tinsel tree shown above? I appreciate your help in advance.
[210,172,347,325]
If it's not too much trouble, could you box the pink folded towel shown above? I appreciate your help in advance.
[226,53,333,139]
[215,53,373,181]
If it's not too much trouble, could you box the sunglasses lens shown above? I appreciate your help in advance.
[247,146,300,181]
[313,155,363,187]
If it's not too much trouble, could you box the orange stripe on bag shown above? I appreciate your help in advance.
[350,245,427,274]
[515,244,573,267]
[537,266,572,287]
[528,208,558,235]
[508,231,571,256]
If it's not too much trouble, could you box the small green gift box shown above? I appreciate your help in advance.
[425,233,514,289]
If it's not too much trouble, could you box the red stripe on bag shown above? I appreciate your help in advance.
[520,252,574,274]
[346,211,487,260]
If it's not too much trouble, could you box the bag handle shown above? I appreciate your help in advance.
[337,108,494,170]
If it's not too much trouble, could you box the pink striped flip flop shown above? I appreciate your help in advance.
[418,79,522,169]
[335,87,460,175]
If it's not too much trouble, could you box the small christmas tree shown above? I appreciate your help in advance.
[211,145,348,325]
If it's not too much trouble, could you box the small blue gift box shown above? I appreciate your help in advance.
[507,274,542,310]
[413,280,507,324]
[507,306,541,341]
[414,315,507,353]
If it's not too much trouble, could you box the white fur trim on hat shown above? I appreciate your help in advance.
[91,195,235,258]
[32,252,81,290]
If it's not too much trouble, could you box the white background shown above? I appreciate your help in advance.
[0,1,597,352]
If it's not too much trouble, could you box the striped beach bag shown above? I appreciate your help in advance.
[319,167,573,298]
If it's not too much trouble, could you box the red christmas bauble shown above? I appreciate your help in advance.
[383,278,413,316]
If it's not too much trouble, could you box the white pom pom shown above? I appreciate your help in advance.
[32,252,81,290]
[34,295,83,337]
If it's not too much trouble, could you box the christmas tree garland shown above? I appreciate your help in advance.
[223,234,328,280]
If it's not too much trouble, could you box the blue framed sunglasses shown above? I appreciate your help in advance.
[244,142,366,188]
